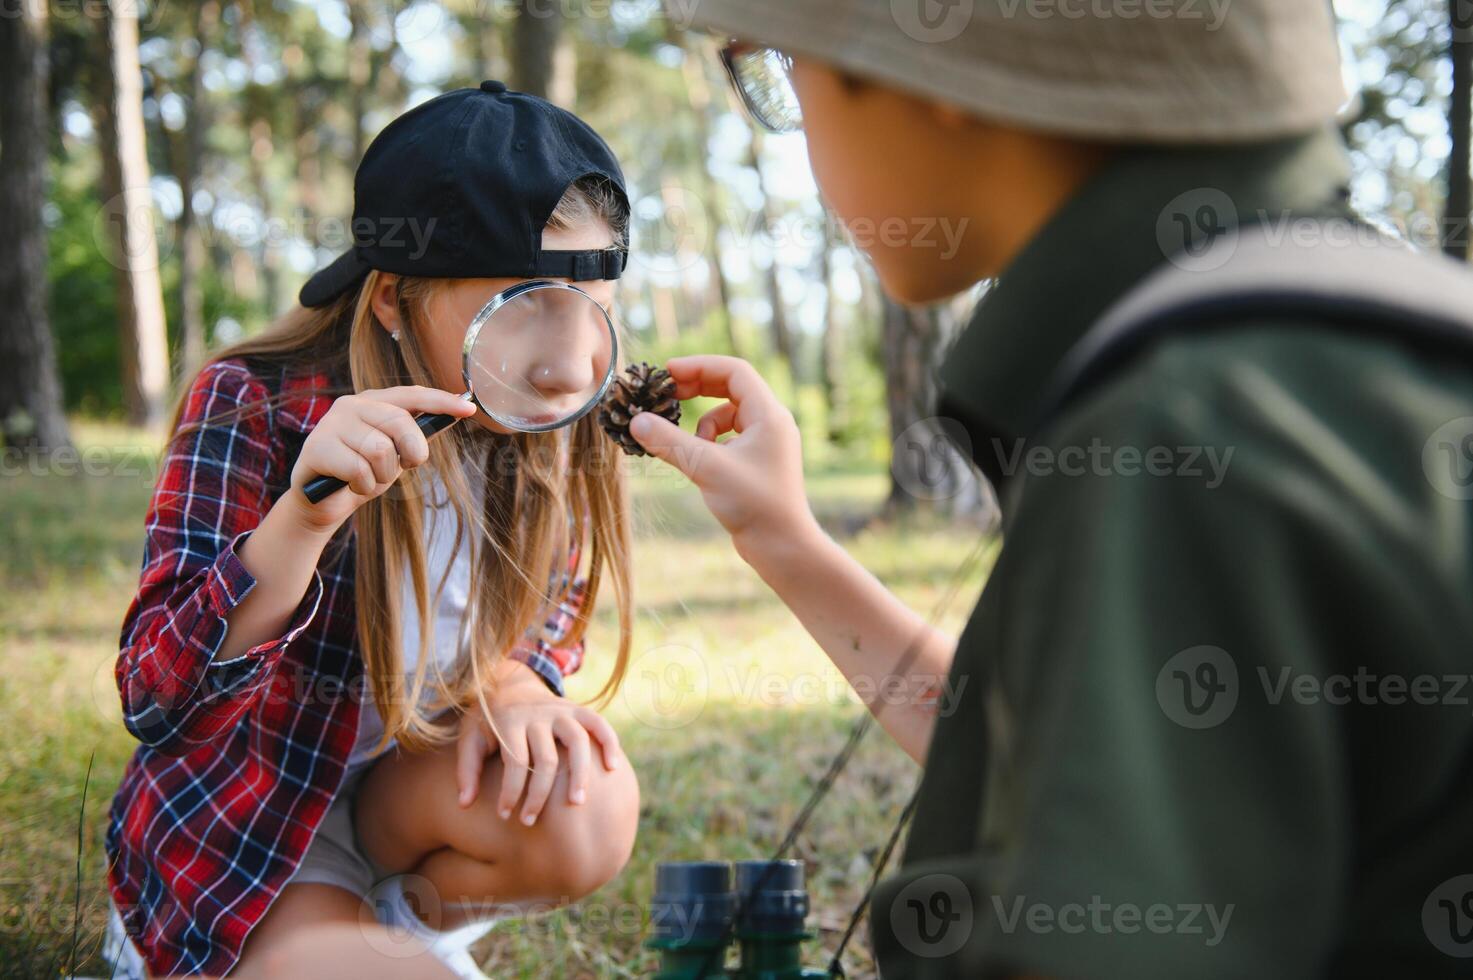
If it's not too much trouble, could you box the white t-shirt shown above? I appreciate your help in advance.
[347,474,474,775]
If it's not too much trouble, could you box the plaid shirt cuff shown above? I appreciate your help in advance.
[206,529,325,668]
[119,530,325,751]
[508,645,567,697]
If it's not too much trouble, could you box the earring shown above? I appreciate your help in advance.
[390,330,402,343]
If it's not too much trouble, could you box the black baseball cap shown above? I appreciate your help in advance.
[299,79,629,308]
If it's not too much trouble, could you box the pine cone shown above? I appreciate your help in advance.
[598,362,681,456]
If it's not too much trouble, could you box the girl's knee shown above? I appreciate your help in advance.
[533,755,640,900]
[465,747,640,903]
[367,738,640,904]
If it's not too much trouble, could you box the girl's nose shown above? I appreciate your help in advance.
[530,303,609,402]
[529,350,596,400]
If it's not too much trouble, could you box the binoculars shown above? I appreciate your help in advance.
[644,859,829,979]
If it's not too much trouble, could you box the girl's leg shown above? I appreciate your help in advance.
[230,883,445,978]
[354,740,640,930]
[237,921,455,979]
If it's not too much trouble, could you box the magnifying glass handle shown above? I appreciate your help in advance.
[301,403,469,505]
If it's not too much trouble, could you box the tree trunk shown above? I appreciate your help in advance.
[348,0,371,165]
[880,297,989,521]
[818,228,845,444]
[246,120,283,316]
[651,284,680,345]
[295,111,323,226]
[92,0,171,430]
[237,2,282,317]
[550,23,576,108]
[372,8,407,126]
[1447,0,1473,259]
[680,48,742,357]
[347,1,406,162]
[0,1,73,454]
[510,0,560,100]
[747,130,801,400]
[475,13,505,81]
[175,0,219,379]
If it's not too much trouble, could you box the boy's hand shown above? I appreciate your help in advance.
[627,355,819,555]
[455,665,626,827]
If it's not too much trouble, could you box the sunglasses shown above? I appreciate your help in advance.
[719,42,803,134]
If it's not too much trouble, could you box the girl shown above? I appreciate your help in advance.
[104,83,641,978]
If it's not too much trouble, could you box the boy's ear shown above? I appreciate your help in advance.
[369,273,403,335]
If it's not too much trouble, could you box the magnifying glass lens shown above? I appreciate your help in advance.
[465,284,614,431]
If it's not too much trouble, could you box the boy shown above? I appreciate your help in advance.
[634,1,1473,976]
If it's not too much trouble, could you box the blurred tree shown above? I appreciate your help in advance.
[0,0,74,454]
[91,0,171,429]
[511,0,571,103]
[880,298,988,520]
[746,131,800,396]
[679,41,741,357]
[471,10,507,82]
[1447,0,1471,257]
[172,1,221,377]
[238,1,284,317]
[348,0,372,166]
[49,176,124,416]
[816,218,846,445]
[1339,0,1448,232]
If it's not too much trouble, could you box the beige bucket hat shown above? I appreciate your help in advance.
[668,0,1347,143]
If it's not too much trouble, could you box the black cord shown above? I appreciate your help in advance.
[692,534,995,979]
[693,707,886,978]
[825,783,923,977]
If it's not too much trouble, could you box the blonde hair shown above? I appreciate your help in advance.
[170,177,633,752]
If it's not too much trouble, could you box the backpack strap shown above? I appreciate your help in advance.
[1040,219,1473,425]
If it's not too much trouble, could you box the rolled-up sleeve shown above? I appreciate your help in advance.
[116,361,323,754]
[508,576,588,697]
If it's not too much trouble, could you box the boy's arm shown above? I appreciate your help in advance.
[630,355,957,764]
[735,522,957,763]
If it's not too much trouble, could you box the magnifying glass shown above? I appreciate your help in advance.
[303,280,617,504]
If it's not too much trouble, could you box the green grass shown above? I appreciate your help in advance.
[0,425,990,978]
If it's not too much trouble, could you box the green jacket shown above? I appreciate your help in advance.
[870,128,1473,978]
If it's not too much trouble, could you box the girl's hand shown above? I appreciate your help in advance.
[286,386,476,532]
[628,355,818,554]
[455,668,627,826]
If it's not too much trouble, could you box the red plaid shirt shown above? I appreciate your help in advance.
[105,358,587,976]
